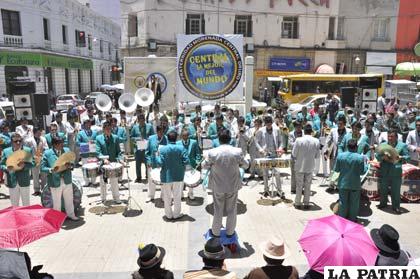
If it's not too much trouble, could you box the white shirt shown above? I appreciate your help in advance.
[15,125,33,141]
[292,135,320,173]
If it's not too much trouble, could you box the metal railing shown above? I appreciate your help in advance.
[4,35,23,47]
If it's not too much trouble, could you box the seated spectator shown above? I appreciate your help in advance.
[183,238,237,279]
[132,244,174,279]
[244,235,298,279]
[371,224,411,266]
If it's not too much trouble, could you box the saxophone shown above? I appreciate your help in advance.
[35,145,43,166]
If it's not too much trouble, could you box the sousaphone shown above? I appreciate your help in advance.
[118,93,137,113]
[95,93,112,112]
[135,88,155,107]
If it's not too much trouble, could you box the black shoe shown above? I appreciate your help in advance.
[291,190,296,194]
[135,178,142,183]
[294,204,302,209]
[303,205,310,210]
[209,230,220,238]
[281,193,286,200]
[377,204,387,209]
[32,191,41,196]
[262,191,270,198]
[393,208,401,214]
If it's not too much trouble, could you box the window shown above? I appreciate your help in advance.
[88,35,92,50]
[128,13,138,37]
[108,42,112,55]
[75,30,86,47]
[282,17,299,39]
[43,18,50,40]
[336,17,345,40]
[2,9,21,36]
[100,39,103,53]
[328,17,335,40]
[234,15,252,37]
[62,25,68,44]
[373,18,389,41]
[186,14,205,35]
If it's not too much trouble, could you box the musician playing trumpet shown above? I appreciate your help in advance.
[25,127,48,196]
[247,118,263,180]
[0,133,34,206]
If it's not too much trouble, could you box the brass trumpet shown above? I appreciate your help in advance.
[0,137,4,145]
[35,147,42,166]
[323,127,331,136]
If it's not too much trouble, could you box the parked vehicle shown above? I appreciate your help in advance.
[84,92,102,107]
[287,94,340,118]
[56,94,84,111]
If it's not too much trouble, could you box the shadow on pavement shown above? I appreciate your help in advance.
[358,196,373,217]
[225,241,255,259]
[185,197,204,206]
[205,199,247,216]
[62,218,86,230]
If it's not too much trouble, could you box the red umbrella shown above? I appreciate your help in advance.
[0,205,66,249]
[298,215,378,273]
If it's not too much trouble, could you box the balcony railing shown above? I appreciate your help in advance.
[4,35,23,47]
[44,40,52,50]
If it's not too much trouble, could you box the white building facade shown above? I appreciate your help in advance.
[0,0,121,98]
[120,0,399,96]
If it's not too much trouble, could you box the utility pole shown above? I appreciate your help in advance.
[217,0,220,33]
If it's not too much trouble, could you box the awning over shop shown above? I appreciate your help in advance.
[315,64,335,74]
[0,50,93,70]
[366,66,393,75]
[267,77,282,81]
[395,62,420,76]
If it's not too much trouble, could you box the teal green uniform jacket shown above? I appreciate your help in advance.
[334,151,367,190]
[212,138,236,148]
[339,133,370,154]
[1,146,34,188]
[112,127,127,143]
[207,123,227,140]
[45,132,67,148]
[95,134,123,162]
[0,133,11,149]
[245,112,256,126]
[41,147,72,188]
[376,141,409,177]
[296,112,312,122]
[313,120,335,134]
[76,129,98,145]
[146,135,168,168]
[187,123,200,140]
[156,142,189,183]
[176,139,202,168]
[130,123,155,140]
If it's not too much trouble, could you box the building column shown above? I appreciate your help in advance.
[0,66,6,98]
[52,68,65,98]
[70,69,79,94]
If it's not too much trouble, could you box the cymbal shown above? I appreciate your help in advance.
[6,150,32,171]
[54,152,76,169]
[377,143,399,163]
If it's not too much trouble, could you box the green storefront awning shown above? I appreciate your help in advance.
[0,50,93,70]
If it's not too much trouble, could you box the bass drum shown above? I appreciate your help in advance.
[41,179,83,212]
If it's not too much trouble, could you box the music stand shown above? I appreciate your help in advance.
[122,155,142,217]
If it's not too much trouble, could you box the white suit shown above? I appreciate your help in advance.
[406,130,420,163]
[24,136,48,193]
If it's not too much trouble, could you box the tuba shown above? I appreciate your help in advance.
[118,93,137,113]
[95,94,112,112]
[135,88,155,107]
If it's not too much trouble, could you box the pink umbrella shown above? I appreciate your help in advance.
[298,215,379,273]
[0,205,66,249]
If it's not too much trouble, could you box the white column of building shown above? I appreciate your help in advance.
[70,69,79,94]
[52,68,66,96]
[0,67,7,97]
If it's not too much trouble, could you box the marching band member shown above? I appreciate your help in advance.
[111,117,127,145]
[361,119,380,160]
[41,136,79,220]
[288,121,303,194]
[169,108,184,136]
[405,118,420,165]
[25,127,48,196]
[0,123,12,184]
[131,113,155,183]
[187,115,202,141]
[119,110,132,155]
[96,121,124,204]
[255,116,284,198]
[0,133,34,206]
[65,112,81,163]
[190,105,203,122]
[225,108,238,137]
[45,123,67,149]
[313,114,333,177]
[378,124,403,144]
[202,128,248,238]
[245,107,257,127]
[15,117,33,142]
[53,112,67,135]
[296,106,312,123]
[148,104,163,132]
[207,114,226,140]
[160,115,170,135]
[76,119,98,187]
[157,131,189,220]
[146,125,168,202]
[81,107,100,126]
[325,116,349,172]
[376,129,409,214]
[177,128,202,200]
[247,118,263,180]
[236,116,249,156]
[292,124,320,209]
[339,121,369,155]
[334,139,367,222]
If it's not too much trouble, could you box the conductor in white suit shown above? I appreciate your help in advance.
[406,119,420,165]
[202,128,248,238]
[292,124,320,209]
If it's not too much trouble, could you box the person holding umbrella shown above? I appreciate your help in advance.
[334,139,367,222]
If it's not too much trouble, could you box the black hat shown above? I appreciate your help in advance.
[370,224,401,254]
[198,238,226,260]
[137,244,165,269]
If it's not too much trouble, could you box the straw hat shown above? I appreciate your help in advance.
[53,152,75,173]
[259,235,291,260]
[6,150,32,171]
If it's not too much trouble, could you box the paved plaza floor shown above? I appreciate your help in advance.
[1,158,419,279]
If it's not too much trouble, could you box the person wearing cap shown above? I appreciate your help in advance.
[146,125,168,202]
[339,121,369,155]
[76,119,98,187]
[0,133,34,206]
[244,235,298,279]
[15,118,33,142]
[156,130,189,220]
[292,124,320,209]
[183,238,237,279]
[41,136,78,220]
[371,224,411,266]
[24,127,48,196]
[405,118,420,165]
[131,113,155,183]
[375,129,409,214]
[45,123,67,149]
[202,129,248,239]
[334,139,367,222]
[132,243,174,279]
[96,121,124,204]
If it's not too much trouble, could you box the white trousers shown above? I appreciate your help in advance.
[50,179,76,218]
[32,165,46,192]
[147,167,157,199]
[9,184,30,206]
[212,191,238,236]
[263,168,282,193]
[100,176,120,201]
[314,150,328,176]
[82,158,97,186]
[295,172,313,206]
[161,181,183,219]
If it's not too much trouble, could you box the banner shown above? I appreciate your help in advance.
[124,57,177,112]
[269,57,311,71]
[177,34,244,102]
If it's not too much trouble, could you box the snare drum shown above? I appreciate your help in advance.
[184,169,202,188]
[82,162,100,178]
[41,179,83,211]
[202,138,213,150]
[150,168,162,185]
[102,162,123,179]
[362,176,380,201]
[401,181,420,203]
